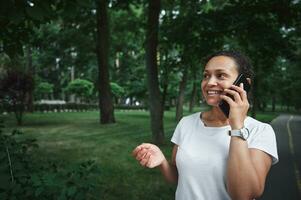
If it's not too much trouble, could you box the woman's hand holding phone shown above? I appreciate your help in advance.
[220,83,250,130]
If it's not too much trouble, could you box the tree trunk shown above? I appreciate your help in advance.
[96,0,115,124]
[251,65,258,118]
[189,73,197,112]
[176,67,188,122]
[161,52,169,112]
[13,101,24,126]
[26,47,34,112]
[161,73,168,111]
[272,94,276,112]
[145,0,164,144]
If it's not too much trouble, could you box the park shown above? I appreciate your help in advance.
[1,0,301,199]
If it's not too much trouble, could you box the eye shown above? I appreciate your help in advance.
[203,74,209,79]
[217,73,227,79]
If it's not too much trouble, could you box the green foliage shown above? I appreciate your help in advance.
[110,82,125,98]
[1,0,301,113]
[0,120,101,199]
[0,70,34,125]
[35,82,54,99]
[27,160,100,200]
[0,1,56,58]
[65,79,94,101]
[35,103,98,112]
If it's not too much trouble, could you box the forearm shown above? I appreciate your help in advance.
[227,137,262,200]
[159,159,178,184]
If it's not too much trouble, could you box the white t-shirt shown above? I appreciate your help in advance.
[171,112,278,200]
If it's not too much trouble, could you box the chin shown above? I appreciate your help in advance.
[205,100,220,107]
[204,97,221,106]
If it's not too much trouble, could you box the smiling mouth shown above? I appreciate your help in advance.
[207,90,222,95]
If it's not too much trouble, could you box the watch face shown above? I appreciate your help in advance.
[242,128,250,140]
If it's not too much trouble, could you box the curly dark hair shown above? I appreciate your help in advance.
[205,50,254,81]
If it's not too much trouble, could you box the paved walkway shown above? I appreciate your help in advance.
[259,115,301,200]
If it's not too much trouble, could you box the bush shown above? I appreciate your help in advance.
[0,70,34,125]
[65,79,94,102]
[35,82,54,100]
[115,105,147,110]
[0,120,101,199]
[34,103,98,112]
[110,82,125,98]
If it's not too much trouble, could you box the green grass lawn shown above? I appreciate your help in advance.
[1,109,279,199]
[3,111,178,200]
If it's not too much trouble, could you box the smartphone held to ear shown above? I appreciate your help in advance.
[218,74,251,118]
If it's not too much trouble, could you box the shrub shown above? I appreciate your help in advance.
[35,82,54,100]
[0,120,101,199]
[110,82,125,98]
[0,70,34,125]
[65,79,94,102]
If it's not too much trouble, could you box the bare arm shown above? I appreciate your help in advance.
[227,138,272,200]
[221,84,273,199]
[132,143,178,184]
[159,145,178,183]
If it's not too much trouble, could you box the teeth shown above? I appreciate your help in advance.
[207,90,221,95]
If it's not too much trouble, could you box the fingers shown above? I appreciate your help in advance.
[132,144,153,165]
[220,94,235,106]
[223,88,242,102]
[136,148,147,160]
[132,143,152,157]
[132,143,162,168]
[132,146,142,157]
[146,155,154,168]
[230,83,248,101]
[221,83,250,112]
[140,152,152,167]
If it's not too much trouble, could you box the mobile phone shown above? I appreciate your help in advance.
[218,74,251,118]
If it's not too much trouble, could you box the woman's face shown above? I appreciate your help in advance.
[201,55,239,107]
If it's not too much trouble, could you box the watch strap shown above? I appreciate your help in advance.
[228,127,249,140]
[228,129,241,137]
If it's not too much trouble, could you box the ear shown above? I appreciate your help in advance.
[247,78,251,85]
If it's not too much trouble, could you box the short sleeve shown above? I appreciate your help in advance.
[248,124,279,165]
[171,118,184,146]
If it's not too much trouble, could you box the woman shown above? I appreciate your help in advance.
[132,50,278,200]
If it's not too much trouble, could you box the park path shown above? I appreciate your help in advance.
[259,114,301,200]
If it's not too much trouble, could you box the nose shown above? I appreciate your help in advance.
[207,76,218,86]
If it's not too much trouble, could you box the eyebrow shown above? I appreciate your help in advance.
[203,69,229,73]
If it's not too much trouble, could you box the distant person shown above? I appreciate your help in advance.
[132,50,278,200]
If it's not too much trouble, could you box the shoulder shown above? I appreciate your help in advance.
[171,112,200,145]
[245,116,273,131]
[175,112,201,132]
[179,112,200,125]
[245,116,276,141]
[246,116,278,164]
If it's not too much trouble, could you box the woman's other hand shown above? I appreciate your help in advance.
[132,143,166,168]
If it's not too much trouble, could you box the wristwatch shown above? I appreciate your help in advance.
[228,127,250,140]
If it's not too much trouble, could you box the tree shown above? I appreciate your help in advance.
[0,70,34,125]
[110,82,125,104]
[210,0,301,116]
[65,79,94,102]
[35,82,54,100]
[110,3,147,106]
[96,0,115,124]
[145,0,164,144]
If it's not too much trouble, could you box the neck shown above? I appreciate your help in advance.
[207,106,229,124]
